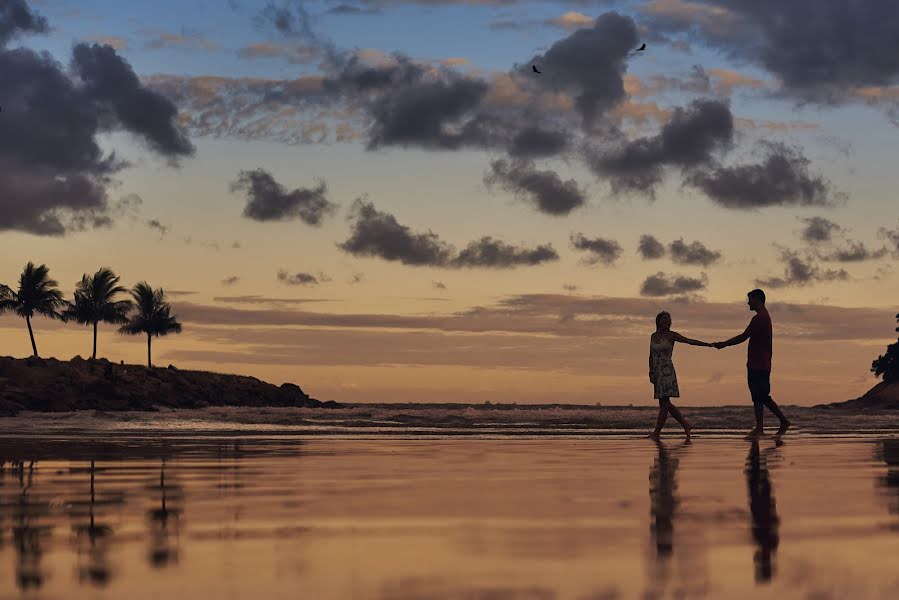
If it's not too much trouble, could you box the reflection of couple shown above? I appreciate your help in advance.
[648,288,792,440]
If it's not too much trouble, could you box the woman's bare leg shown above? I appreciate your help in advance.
[668,402,692,437]
[650,397,670,439]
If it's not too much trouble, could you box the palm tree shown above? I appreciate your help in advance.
[118,283,182,368]
[61,268,133,360]
[0,263,65,357]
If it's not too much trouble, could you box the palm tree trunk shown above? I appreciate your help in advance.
[147,334,152,368]
[26,315,38,357]
[92,321,98,360]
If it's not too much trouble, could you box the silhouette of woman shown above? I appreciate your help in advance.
[648,311,711,439]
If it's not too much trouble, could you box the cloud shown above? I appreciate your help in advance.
[221,276,240,286]
[484,158,587,216]
[641,0,899,109]
[146,218,169,236]
[755,248,850,288]
[640,272,708,296]
[277,270,321,286]
[451,237,559,269]
[668,238,721,266]
[0,0,48,46]
[237,41,319,64]
[230,168,337,225]
[570,233,622,266]
[338,198,456,266]
[582,99,734,196]
[433,281,446,290]
[213,295,333,304]
[84,35,128,51]
[72,42,196,159]
[547,11,595,31]
[638,234,666,259]
[144,28,219,52]
[800,216,842,243]
[816,241,888,263]
[0,13,192,236]
[686,141,840,209]
[880,222,899,255]
[563,284,579,292]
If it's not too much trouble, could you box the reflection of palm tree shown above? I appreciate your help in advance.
[72,461,113,586]
[0,263,65,356]
[745,439,781,583]
[118,282,182,368]
[61,268,133,360]
[11,460,48,590]
[649,439,690,558]
[147,459,182,568]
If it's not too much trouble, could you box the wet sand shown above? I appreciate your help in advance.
[1,435,899,599]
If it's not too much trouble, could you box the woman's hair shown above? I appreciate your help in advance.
[655,311,670,329]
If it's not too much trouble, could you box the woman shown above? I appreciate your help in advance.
[649,311,711,439]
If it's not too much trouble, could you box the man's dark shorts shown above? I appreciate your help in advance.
[747,368,771,404]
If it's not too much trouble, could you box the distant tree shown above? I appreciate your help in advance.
[117,282,182,368]
[0,262,65,356]
[61,268,133,360]
[871,313,899,382]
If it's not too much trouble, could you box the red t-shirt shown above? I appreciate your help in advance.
[744,309,772,371]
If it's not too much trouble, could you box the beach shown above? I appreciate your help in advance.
[2,415,899,599]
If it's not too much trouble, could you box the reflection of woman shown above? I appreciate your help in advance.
[745,439,780,583]
[649,312,710,439]
[649,439,690,558]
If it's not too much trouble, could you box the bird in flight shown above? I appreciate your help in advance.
[635,43,646,52]
[532,65,541,74]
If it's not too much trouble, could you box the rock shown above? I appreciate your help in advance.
[280,382,308,397]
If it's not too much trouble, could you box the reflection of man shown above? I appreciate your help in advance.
[745,439,780,583]
[713,289,791,437]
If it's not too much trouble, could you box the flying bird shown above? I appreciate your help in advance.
[532,65,541,74]
[635,43,646,52]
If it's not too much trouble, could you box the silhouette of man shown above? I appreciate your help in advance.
[713,289,792,437]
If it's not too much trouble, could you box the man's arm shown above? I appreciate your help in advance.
[714,330,750,349]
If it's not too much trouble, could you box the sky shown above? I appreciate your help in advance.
[1,0,898,406]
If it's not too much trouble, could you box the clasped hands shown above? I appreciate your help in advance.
[699,341,726,349]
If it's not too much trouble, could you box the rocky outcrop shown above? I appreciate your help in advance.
[0,355,338,415]
[824,379,899,410]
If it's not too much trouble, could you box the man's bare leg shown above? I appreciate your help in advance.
[763,397,792,435]
[668,403,692,437]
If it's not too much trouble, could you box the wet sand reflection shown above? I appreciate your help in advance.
[745,438,781,584]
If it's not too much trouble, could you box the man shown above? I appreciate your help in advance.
[714,289,792,437]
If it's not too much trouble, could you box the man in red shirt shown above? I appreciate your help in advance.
[714,289,792,437]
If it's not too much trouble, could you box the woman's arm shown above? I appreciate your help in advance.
[673,331,710,346]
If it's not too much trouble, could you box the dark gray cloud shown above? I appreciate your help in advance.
[451,236,559,269]
[71,43,195,160]
[755,248,850,288]
[638,234,666,259]
[484,158,588,216]
[277,270,321,286]
[146,219,169,236]
[0,0,48,46]
[221,276,240,286]
[338,199,557,269]
[880,222,899,256]
[230,168,337,225]
[800,216,842,243]
[0,12,192,236]
[507,126,569,159]
[668,238,721,266]
[570,233,622,266]
[524,12,639,130]
[433,281,446,290]
[338,199,456,266]
[582,99,734,196]
[816,241,888,263]
[641,0,899,106]
[686,142,839,209]
[640,272,708,297]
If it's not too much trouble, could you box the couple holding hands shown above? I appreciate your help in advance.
[648,288,792,440]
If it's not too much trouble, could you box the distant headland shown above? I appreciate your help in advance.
[0,355,338,416]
